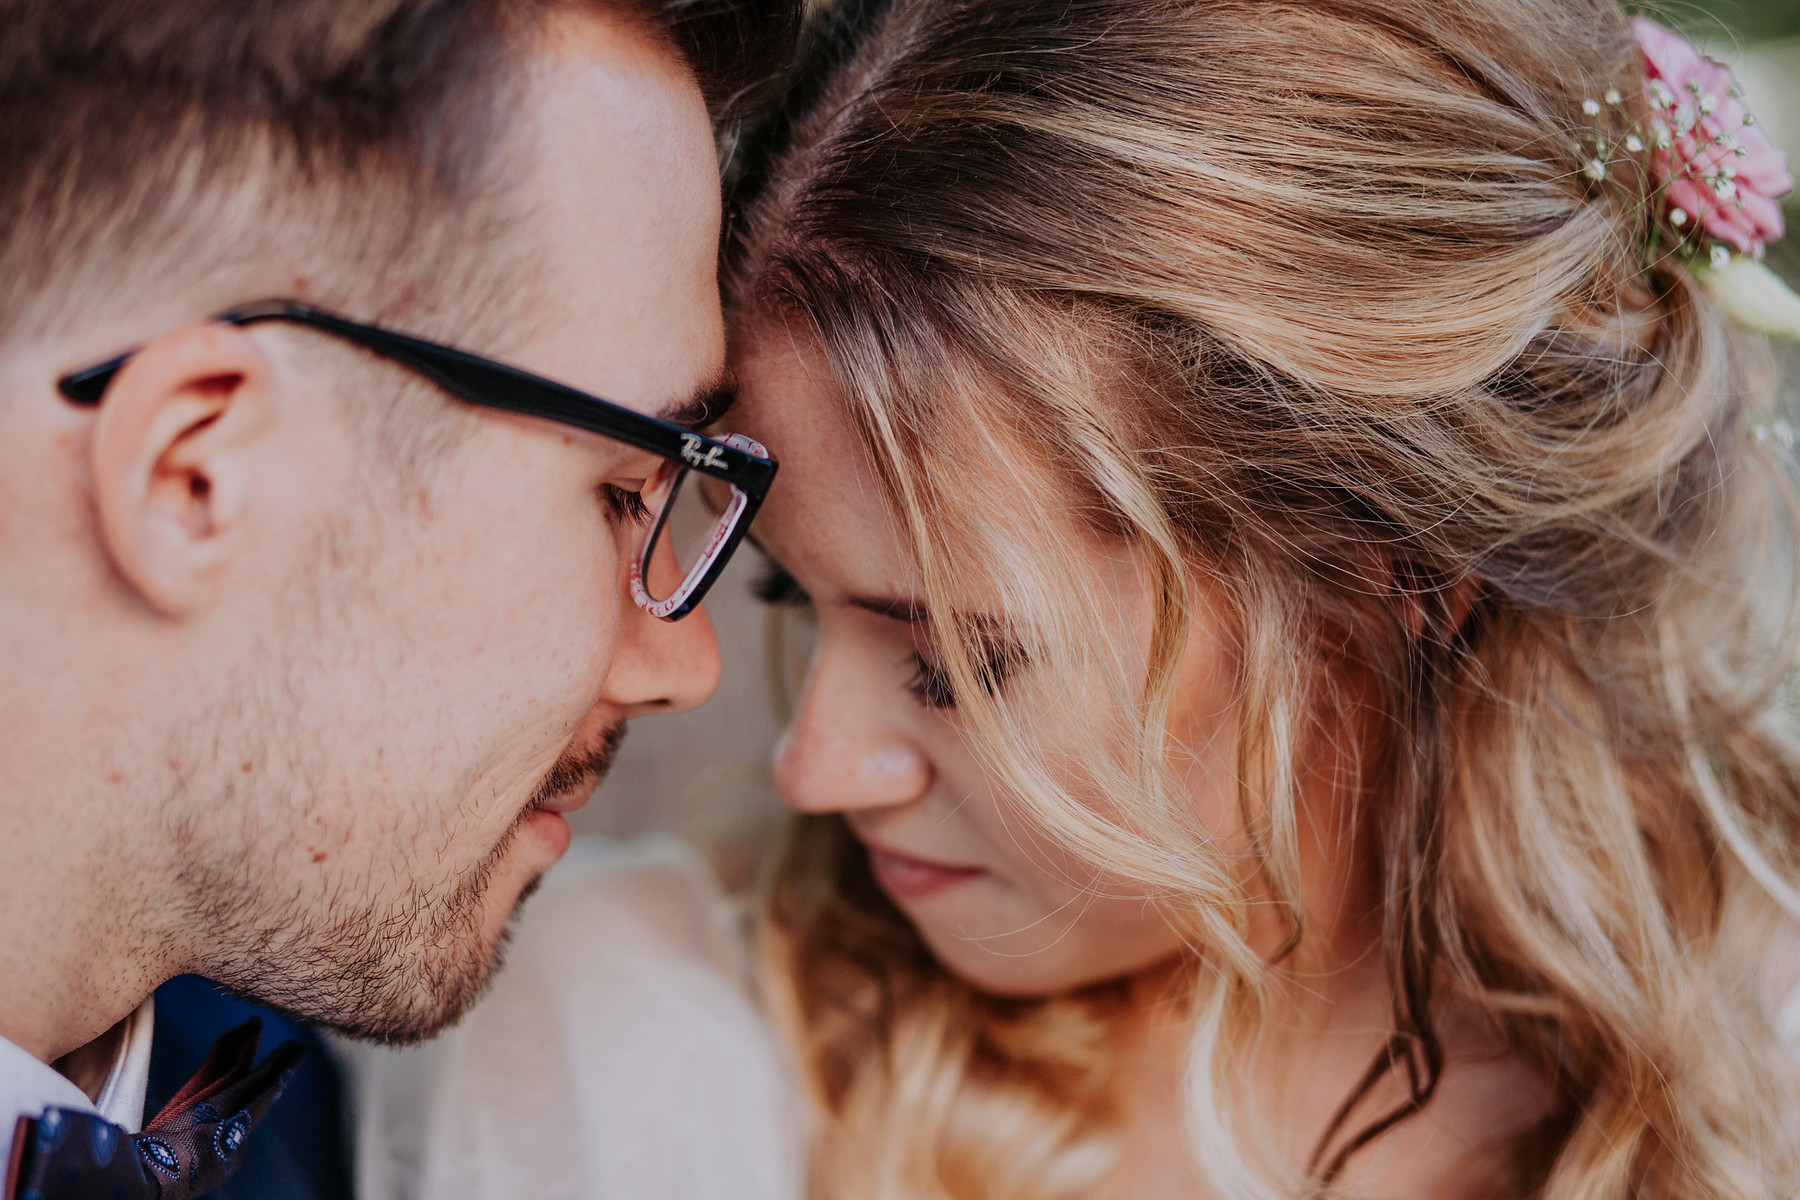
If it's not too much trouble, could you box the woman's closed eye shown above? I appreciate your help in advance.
[752,561,1024,711]
[904,631,1025,713]
[904,652,957,710]
[754,561,812,607]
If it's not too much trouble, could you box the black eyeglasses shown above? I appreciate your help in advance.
[58,300,776,621]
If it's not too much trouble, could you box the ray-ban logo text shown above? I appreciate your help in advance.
[679,433,727,471]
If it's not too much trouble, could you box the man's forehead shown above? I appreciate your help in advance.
[502,6,725,424]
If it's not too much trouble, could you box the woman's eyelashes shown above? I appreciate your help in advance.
[754,561,812,607]
[751,559,1024,711]
[904,635,1025,712]
[905,652,958,710]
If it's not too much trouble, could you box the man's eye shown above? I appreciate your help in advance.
[600,484,653,525]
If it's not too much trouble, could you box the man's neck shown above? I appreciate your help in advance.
[0,812,172,1063]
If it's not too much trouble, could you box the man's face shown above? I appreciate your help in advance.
[170,13,726,1040]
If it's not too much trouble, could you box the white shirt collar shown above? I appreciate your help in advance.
[0,999,155,1169]
[92,999,155,1131]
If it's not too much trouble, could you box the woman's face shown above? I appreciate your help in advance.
[734,332,1246,997]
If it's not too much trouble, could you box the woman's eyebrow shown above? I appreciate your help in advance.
[850,598,1030,671]
[846,597,1020,645]
[848,594,927,623]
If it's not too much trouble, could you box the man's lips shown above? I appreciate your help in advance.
[524,723,626,818]
[862,841,986,901]
[531,782,594,816]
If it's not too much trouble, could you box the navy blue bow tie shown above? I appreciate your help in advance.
[4,1018,305,1200]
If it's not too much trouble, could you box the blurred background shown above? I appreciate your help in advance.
[570,0,1800,883]
[1681,0,1800,284]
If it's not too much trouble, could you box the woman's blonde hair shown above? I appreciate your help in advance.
[728,0,1800,1195]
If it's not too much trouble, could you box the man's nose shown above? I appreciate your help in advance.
[772,644,931,814]
[597,564,723,718]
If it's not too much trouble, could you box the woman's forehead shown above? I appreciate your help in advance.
[732,330,919,597]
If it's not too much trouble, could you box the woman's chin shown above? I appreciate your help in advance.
[910,907,1188,998]
[915,922,1108,998]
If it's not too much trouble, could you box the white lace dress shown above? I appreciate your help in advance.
[337,836,805,1200]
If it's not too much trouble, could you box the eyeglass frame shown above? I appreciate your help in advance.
[56,299,776,621]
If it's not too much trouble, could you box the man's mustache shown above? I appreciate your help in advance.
[528,722,628,809]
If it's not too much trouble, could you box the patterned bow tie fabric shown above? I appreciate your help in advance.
[4,1018,305,1200]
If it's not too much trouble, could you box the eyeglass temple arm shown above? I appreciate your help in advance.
[55,304,350,405]
[246,305,775,491]
[58,354,132,404]
[55,301,776,499]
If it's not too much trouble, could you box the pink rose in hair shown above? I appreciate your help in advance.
[1631,17,1791,256]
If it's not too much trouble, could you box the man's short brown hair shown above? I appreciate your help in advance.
[0,0,797,352]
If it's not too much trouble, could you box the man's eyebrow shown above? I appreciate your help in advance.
[655,367,738,431]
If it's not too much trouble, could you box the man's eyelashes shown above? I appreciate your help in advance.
[600,483,653,525]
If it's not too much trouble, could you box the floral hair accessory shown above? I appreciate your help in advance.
[1583,19,1800,339]
[1631,17,1788,259]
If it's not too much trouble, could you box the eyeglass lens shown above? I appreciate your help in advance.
[635,470,747,606]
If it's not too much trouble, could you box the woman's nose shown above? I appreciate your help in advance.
[772,647,932,813]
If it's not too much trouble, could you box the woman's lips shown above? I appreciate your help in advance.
[866,844,985,901]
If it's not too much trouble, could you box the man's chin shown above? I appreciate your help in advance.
[478,807,568,932]
[338,890,538,1048]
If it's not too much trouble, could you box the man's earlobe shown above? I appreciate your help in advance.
[89,323,274,616]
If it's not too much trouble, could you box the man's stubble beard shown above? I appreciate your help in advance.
[163,487,629,1045]
[170,717,628,1046]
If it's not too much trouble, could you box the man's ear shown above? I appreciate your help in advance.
[89,322,274,616]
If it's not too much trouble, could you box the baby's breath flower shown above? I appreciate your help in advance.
[1710,244,1731,269]
[1670,208,1690,226]
[1624,134,1644,153]
[1584,158,1608,182]
[1604,88,1623,105]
